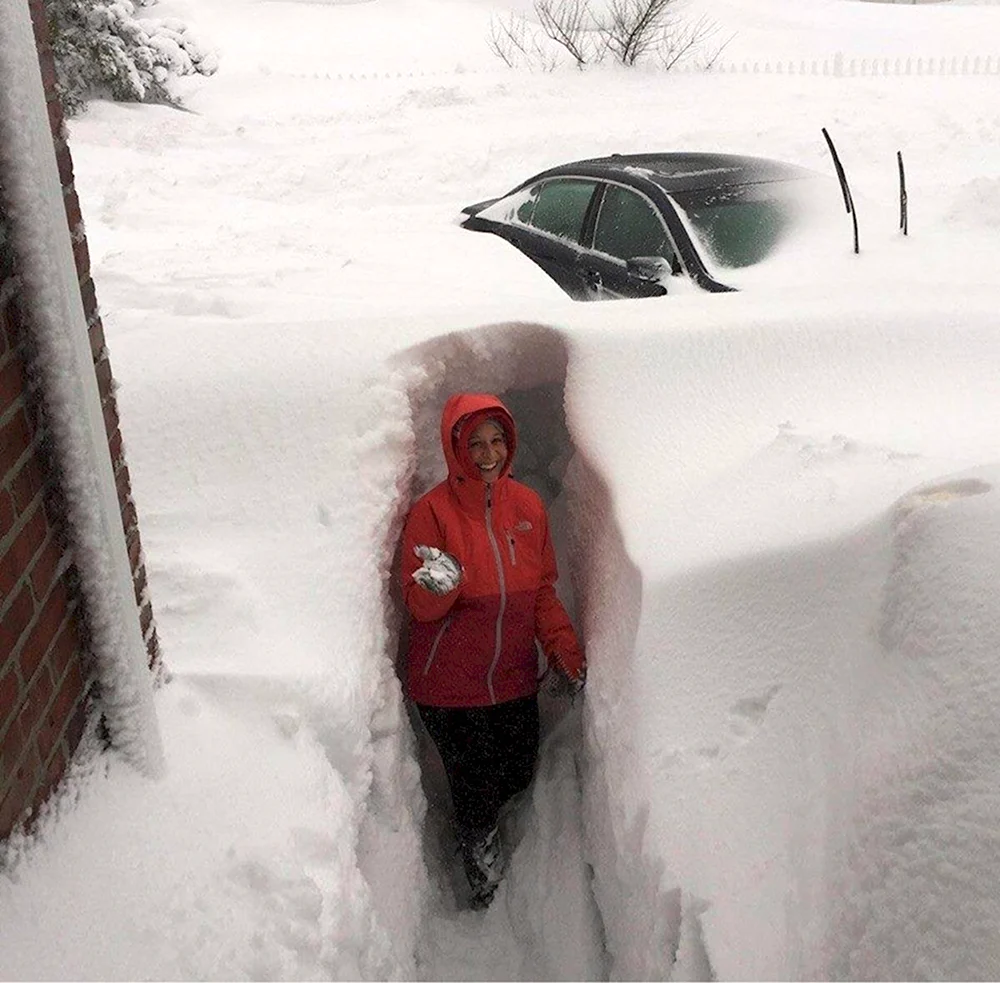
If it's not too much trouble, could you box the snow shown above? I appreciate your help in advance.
[3,0,1000,979]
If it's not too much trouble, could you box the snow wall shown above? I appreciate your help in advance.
[384,291,1000,981]
[562,293,1000,981]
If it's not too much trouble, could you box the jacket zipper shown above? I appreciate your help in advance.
[423,615,452,677]
[506,531,517,566]
[484,484,507,704]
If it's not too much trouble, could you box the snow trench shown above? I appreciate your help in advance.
[379,321,714,980]
[383,322,625,980]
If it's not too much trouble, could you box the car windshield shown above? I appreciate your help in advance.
[670,179,815,269]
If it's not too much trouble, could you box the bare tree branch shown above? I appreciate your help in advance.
[487,13,530,68]
[530,32,562,72]
[699,27,737,71]
[600,0,673,66]
[534,0,592,69]
[658,14,732,72]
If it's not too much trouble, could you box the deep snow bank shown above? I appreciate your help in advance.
[560,291,1000,979]
[0,318,433,979]
[828,469,1000,980]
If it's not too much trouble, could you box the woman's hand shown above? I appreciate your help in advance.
[412,545,462,595]
[544,663,586,702]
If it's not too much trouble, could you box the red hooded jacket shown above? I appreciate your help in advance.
[401,393,585,708]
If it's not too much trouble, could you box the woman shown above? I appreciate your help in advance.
[400,391,586,909]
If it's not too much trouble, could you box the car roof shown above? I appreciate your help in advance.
[536,152,819,192]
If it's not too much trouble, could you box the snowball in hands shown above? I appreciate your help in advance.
[412,545,462,595]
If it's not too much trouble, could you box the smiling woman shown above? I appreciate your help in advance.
[398,390,586,909]
[466,418,509,482]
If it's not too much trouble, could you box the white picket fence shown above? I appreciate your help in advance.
[318,53,998,83]
[710,53,999,76]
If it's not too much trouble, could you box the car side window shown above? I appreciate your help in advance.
[514,191,536,224]
[593,185,673,263]
[528,179,598,243]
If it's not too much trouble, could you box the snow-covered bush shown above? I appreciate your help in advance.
[45,0,218,115]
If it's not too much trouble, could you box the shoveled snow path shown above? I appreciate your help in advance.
[415,702,608,981]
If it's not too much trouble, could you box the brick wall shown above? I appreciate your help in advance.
[30,0,162,675]
[0,195,93,840]
[0,0,161,841]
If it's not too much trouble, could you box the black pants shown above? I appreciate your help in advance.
[418,695,540,836]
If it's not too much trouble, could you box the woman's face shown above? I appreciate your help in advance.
[467,420,507,483]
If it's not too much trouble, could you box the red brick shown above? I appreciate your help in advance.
[8,452,46,515]
[43,742,67,790]
[103,397,119,443]
[35,703,64,764]
[64,696,90,753]
[120,497,138,536]
[146,628,162,671]
[54,141,74,190]
[0,587,34,656]
[94,355,113,401]
[29,530,65,601]
[0,356,26,417]
[63,193,82,236]
[0,751,39,838]
[132,563,148,606]
[0,506,48,599]
[12,736,41,782]
[115,463,132,509]
[45,96,64,144]
[39,53,59,109]
[46,616,81,686]
[36,661,83,766]
[88,319,106,361]
[108,427,123,466]
[139,600,154,637]
[0,487,14,539]
[126,527,142,570]
[0,665,20,721]
[15,668,52,746]
[0,408,31,471]
[78,274,97,319]
[28,0,53,53]
[0,554,19,620]
[72,234,90,283]
[20,577,70,680]
[0,714,26,785]
[48,660,83,727]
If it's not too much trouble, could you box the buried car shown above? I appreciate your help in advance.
[459,152,837,301]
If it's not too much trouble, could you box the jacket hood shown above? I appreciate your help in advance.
[440,393,518,484]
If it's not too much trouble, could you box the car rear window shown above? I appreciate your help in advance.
[671,183,800,269]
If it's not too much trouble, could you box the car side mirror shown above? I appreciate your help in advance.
[625,255,673,283]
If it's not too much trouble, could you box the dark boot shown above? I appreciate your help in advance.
[458,823,504,909]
